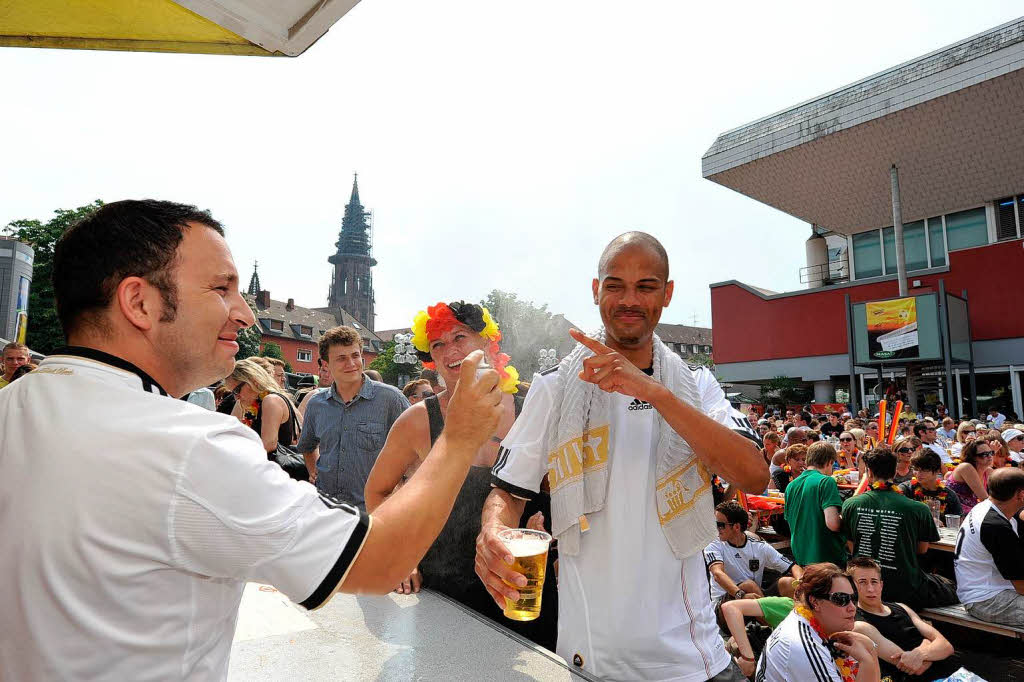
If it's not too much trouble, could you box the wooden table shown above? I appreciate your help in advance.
[927,526,959,552]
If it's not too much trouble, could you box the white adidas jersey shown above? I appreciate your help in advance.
[493,363,759,681]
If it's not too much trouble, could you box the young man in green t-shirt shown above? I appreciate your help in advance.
[842,447,957,610]
[783,441,847,566]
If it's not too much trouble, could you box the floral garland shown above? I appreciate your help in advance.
[909,477,948,512]
[794,603,858,682]
[783,464,792,473]
[870,479,902,493]
[411,301,519,393]
[240,390,268,428]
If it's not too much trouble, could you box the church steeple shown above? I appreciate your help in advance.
[327,173,377,330]
[247,261,261,296]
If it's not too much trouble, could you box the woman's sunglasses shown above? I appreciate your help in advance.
[231,384,244,397]
[818,591,857,607]
[839,437,854,443]
[896,447,914,454]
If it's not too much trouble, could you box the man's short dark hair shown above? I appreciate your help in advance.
[910,449,942,473]
[715,500,748,531]
[318,326,362,361]
[53,200,224,337]
[912,422,933,438]
[846,556,882,575]
[863,446,897,480]
[799,411,812,425]
[419,368,441,387]
[987,468,1024,502]
[597,231,669,280]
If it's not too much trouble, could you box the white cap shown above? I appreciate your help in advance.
[1002,428,1023,442]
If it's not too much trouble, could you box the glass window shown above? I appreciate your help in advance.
[971,372,1012,418]
[853,230,882,278]
[882,227,896,275]
[903,221,928,271]
[945,207,987,251]
[927,217,945,267]
[995,197,1018,241]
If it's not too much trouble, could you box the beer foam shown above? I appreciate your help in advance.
[504,537,549,557]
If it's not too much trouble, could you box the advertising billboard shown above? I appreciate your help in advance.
[865,296,918,360]
[853,294,941,365]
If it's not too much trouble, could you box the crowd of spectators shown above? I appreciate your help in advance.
[711,404,1024,679]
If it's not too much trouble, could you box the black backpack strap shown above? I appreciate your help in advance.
[425,395,444,446]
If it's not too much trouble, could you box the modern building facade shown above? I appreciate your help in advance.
[703,17,1024,418]
[0,237,34,344]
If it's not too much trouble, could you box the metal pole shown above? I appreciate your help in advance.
[845,294,859,416]
[938,280,957,419]
[890,164,909,297]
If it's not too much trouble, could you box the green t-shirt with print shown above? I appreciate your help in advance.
[783,469,847,566]
[842,488,939,601]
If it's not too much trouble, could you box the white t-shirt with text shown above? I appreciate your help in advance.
[493,365,754,682]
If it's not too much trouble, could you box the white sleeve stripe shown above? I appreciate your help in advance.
[798,622,833,682]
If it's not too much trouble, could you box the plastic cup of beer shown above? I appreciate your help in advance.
[945,514,961,530]
[498,528,551,621]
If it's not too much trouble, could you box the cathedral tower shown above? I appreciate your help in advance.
[327,174,376,330]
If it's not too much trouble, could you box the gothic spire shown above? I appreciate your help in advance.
[333,173,372,258]
[247,261,261,296]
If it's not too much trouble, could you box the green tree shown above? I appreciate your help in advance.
[5,201,104,354]
[369,341,419,386]
[259,341,292,372]
[235,303,262,360]
[480,289,563,377]
[759,375,812,411]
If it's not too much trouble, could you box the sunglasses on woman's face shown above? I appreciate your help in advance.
[896,448,914,454]
[231,384,244,397]
[840,437,854,442]
[821,591,857,607]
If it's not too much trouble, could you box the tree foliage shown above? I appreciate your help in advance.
[259,341,292,372]
[5,201,104,354]
[235,303,262,361]
[368,340,418,386]
[759,375,812,410]
[480,289,564,377]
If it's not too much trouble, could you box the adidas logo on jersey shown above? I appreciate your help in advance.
[628,397,653,411]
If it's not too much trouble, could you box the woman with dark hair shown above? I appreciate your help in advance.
[363,301,557,649]
[757,563,881,682]
[945,439,994,514]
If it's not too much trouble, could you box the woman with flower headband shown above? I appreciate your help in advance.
[363,301,557,648]
[755,562,880,682]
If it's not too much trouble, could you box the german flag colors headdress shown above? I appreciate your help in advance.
[411,301,519,393]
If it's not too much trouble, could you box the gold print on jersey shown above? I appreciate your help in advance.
[546,424,610,492]
[656,459,711,525]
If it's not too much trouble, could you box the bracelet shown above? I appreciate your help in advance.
[738,652,756,662]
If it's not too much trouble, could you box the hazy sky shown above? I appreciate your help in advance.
[2,1,1020,334]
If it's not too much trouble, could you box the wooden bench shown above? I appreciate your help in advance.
[754,526,790,551]
[920,604,1024,640]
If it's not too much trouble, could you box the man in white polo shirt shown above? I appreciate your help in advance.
[0,200,503,681]
[475,232,769,681]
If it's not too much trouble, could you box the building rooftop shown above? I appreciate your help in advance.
[245,292,382,347]
[654,323,712,346]
[702,17,1024,234]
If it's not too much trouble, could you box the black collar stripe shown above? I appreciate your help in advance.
[798,622,831,682]
[50,346,169,397]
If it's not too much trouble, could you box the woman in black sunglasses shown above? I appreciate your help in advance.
[756,563,880,682]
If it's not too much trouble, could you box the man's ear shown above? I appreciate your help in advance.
[116,277,160,332]
[592,278,599,305]
[663,280,674,307]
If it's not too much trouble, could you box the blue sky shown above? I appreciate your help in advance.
[1,1,1021,332]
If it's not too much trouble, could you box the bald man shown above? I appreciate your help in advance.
[476,232,768,681]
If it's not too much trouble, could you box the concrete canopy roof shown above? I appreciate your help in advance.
[702,18,1024,235]
[0,0,361,57]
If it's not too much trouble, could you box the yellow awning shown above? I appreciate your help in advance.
[0,0,361,57]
